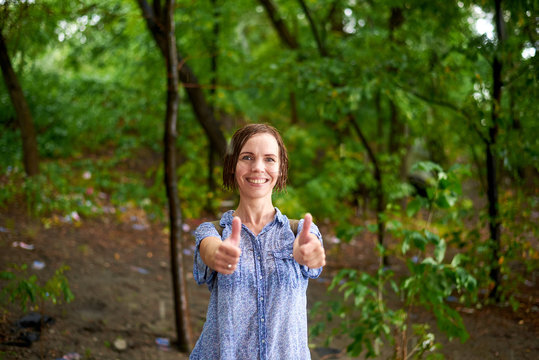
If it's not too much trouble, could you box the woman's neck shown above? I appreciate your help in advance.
[234,199,275,234]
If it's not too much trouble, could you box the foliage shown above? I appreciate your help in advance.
[0,157,167,224]
[311,163,477,359]
[457,188,539,310]
[0,350,17,360]
[0,263,74,314]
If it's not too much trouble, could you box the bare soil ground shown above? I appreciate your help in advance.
[1,201,538,360]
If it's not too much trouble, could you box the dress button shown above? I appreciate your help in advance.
[261,318,264,322]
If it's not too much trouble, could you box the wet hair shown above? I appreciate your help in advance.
[223,123,288,191]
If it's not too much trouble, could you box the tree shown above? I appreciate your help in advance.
[135,0,192,351]
[485,0,504,300]
[0,6,39,176]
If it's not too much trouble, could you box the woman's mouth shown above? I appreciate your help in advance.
[247,178,268,184]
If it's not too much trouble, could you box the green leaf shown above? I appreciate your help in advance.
[0,271,15,280]
[425,230,440,244]
[434,239,447,263]
[412,161,443,174]
[435,193,451,208]
[366,223,378,232]
[409,231,427,251]
[406,197,424,217]
[450,253,464,267]
[422,257,438,266]
[402,237,410,254]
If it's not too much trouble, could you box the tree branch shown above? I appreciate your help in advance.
[258,0,298,49]
[394,81,490,145]
[297,0,327,56]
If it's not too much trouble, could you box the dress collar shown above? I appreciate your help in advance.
[220,207,286,227]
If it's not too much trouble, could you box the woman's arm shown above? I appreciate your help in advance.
[199,217,242,275]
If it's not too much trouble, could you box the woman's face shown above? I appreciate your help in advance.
[235,133,280,201]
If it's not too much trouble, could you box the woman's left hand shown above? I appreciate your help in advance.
[293,213,326,268]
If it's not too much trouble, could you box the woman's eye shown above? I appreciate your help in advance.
[241,155,253,160]
[266,157,276,162]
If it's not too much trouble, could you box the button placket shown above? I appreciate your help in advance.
[252,234,268,359]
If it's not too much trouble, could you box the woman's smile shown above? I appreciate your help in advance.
[246,177,269,184]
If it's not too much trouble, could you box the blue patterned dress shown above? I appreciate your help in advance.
[190,208,323,360]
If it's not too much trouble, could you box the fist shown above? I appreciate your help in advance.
[293,213,326,269]
[214,216,242,274]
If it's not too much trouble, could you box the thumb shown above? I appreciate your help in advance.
[298,213,313,245]
[228,216,241,247]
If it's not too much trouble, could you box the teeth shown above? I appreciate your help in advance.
[248,179,266,184]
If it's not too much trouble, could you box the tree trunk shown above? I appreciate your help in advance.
[136,0,227,158]
[179,61,227,157]
[205,0,219,211]
[487,0,504,301]
[349,115,388,266]
[0,31,39,176]
[164,0,192,350]
[375,90,384,147]
[136,0,193,350]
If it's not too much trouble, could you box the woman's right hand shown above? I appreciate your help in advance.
[209,216,242,274]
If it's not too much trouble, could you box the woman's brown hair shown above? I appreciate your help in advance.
[223,124,288,191]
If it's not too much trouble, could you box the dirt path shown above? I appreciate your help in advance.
[1,207,538,359]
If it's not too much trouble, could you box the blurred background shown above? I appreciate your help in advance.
[0,0,537,359]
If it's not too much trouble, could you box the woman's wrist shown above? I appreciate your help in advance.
[200,236,220,270]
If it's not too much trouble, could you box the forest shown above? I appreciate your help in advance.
[0,0,537,359]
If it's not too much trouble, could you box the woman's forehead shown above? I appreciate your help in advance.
[240,133,279,153]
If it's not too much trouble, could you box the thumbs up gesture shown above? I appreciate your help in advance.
[293,213,326,269]
[213,216,242,274]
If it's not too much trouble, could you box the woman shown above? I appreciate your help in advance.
[191,123,326,360]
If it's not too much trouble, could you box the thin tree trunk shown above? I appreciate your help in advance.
[163,0,193,350]
[178,60,227,157]
[137,0,227,157]
[488,0,504,301]
[0,31,39,176]
[206,0,219,209]
[349,114,388,266]
[136,0,192,350]
[163,0,192,350]
[375,90,383,147]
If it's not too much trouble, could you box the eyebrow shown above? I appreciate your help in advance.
[239,151,277,157]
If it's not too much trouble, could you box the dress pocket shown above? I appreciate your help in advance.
[272,247,300,288]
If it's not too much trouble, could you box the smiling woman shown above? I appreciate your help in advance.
[191,123,326,360]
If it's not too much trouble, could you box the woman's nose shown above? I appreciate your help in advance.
[251,158,265,172]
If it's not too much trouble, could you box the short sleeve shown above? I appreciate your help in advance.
[193,222,221,287]
[297,219,324,279]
